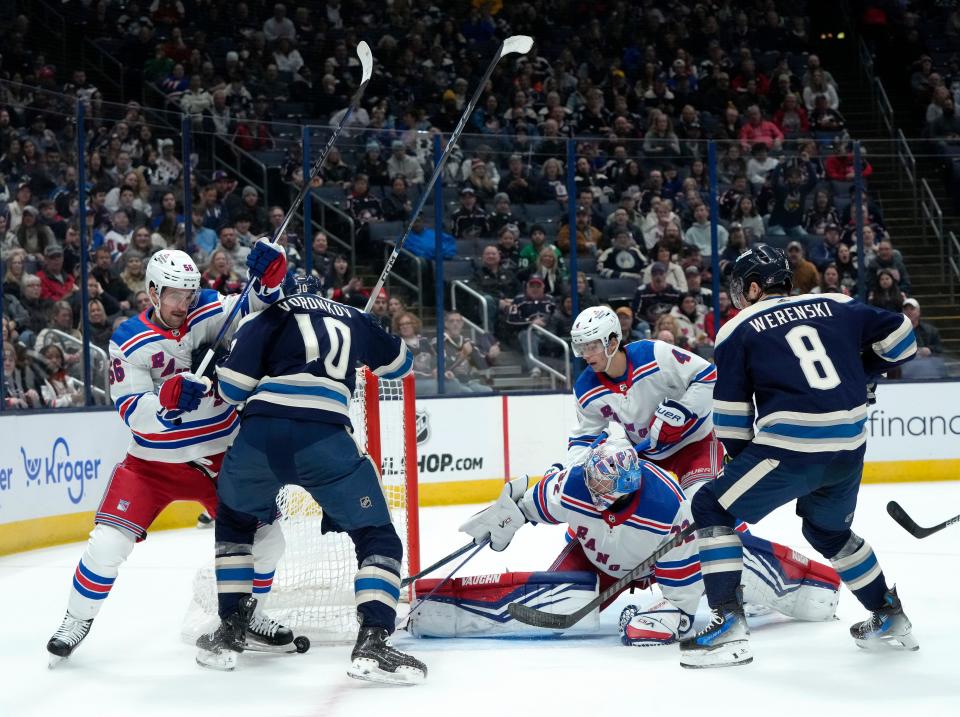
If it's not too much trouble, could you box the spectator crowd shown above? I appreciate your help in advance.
[0,1,946,406]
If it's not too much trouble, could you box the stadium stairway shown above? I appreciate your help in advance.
[826,39,960,370]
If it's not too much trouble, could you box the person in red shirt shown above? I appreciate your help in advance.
[36,244,77,302]
[704,289,739,341]
[824,147,873,182]
[738,105,784,151]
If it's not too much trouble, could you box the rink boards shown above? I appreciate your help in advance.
[2,380,959,554]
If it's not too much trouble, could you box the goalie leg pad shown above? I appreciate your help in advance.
[740,533,841,622]
[409,571,599,637]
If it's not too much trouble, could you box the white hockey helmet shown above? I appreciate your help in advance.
[584,441,643,510]
[570,305,623,370]
[145,249,202,314]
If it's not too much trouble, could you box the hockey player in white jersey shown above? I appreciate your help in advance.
[409,425,841,645]
[46,242,290,666]
[567,305,721,494]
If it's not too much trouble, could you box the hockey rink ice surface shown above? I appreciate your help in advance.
[2,481,958,717]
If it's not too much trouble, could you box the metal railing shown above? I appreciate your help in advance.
[525,324,572,390]
[35,330,110,404]
[212,134,270,203]
[920,178,945,280]
[85,38,126,101]
[950,232,960,300]
[875,79,894,138]
[859,37,875,91]
[311,199,357,271]
[450,280,490,335]
[381,242,423,314]
[895,129,919,222]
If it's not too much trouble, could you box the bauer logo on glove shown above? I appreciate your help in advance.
[647,399,698,450]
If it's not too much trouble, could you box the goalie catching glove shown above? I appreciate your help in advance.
[646,399,698,450]
[618,598,693,647]
[459,476,528,551]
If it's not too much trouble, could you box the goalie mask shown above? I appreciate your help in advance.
[584,442,643,510]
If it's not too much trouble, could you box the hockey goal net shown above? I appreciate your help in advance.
[183,370,420,644]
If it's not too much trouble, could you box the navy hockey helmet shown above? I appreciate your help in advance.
[729,243,792,309]
[282,273,321,296]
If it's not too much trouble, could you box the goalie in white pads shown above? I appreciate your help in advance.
[409,426,840,644]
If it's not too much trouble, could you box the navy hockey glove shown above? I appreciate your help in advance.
[158,372,207,414]
[246,238,287,289]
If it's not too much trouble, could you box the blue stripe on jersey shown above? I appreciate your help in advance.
[559,499,597,520]
[218,378,253,403]
[759,420,866,440]
[131,419,240,450]
[122,334,165,356]
[378,349,414,380]
[881,332,916,361]
[713,412,755,428]
[255,381,350,405]
[581,389,612,408]
[657,556,700,569]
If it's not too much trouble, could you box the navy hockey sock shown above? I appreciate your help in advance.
[803,523,888,611]
[214,504,259,619]
[696,526,744,608]
[349,525,403,631]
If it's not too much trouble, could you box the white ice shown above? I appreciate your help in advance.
[2,481,959,717]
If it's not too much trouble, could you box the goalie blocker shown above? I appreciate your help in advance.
[408,535,840,639]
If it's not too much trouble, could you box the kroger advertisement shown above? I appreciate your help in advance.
[2,381,959,532]
[0,411,127,526]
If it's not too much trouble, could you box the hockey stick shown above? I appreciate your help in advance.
[507,522,697,629]
[400,537,490,628]
[363,35,534,312]
[886,501,960,539]
[400,539,477,588]
[194,41,375,378]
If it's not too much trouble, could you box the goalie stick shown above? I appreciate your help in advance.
[507,522,698,629]
[887,501,960,539]
[400,539,477,588]
[195,41,375,378]
[364,35,534,312]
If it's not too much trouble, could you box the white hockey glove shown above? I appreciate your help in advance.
[618,598,693,647]
[459,476,528,552]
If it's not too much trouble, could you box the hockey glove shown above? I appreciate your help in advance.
[619,598,693,647]
[246,238,287,289]
[158,372,207,414]
[459,476,528,551]
[647,400,697,450]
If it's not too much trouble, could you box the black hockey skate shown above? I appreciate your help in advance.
[679,595,752,669]
[850,586,919,651]
[47,612,93,668]
[195,596,256,671]
[347,626,427,685]
[244,611,310,655]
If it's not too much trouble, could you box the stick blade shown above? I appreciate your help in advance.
[887,500,924,537]
[356,41,373,84]
[502,35,534,56]
[507,601,573,630]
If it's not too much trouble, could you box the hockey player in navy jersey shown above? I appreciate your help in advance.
[46,240,289,667]
[195,275,426,684]
[680,244,919,669]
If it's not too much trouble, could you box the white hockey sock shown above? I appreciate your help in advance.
[67,524,135,620]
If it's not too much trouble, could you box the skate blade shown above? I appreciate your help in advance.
[854,633,920,652]
[47,654,67,670]
[680,641,753,669]
[347,658,425,686]
[196,649,239,671]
